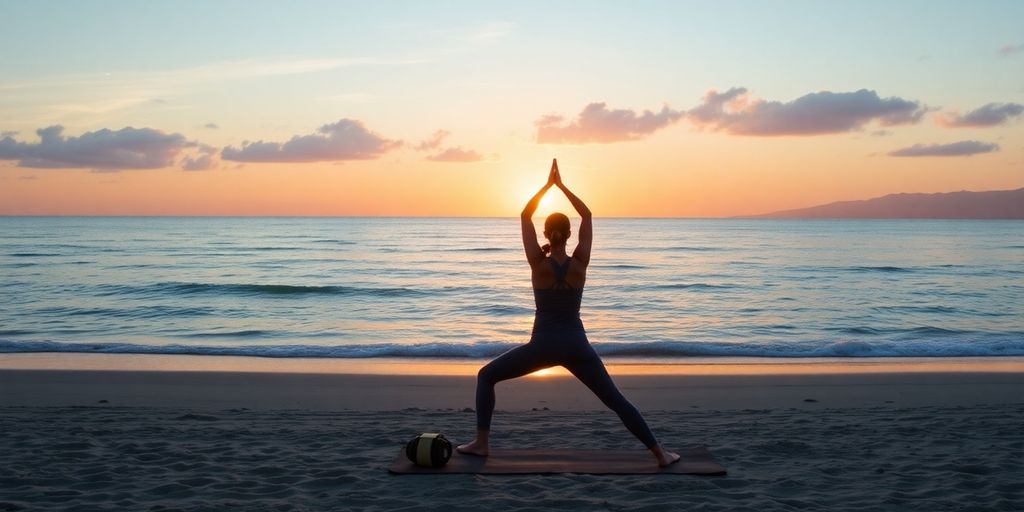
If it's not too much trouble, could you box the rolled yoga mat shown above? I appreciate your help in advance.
[388,445,726,475]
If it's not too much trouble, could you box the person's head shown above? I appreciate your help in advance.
[541,212,571,255]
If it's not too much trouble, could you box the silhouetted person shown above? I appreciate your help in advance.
[457,159,681,467]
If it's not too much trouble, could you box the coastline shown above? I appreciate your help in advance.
[2,352,1023,375]
[2,353,1022,411]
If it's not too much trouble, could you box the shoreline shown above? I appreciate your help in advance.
[1,352,1023,375]
[3,366,1022,412]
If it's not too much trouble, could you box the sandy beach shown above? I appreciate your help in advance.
[1,356,1022,511]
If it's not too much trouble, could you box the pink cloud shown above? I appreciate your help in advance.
[181,144,219,171]
[536,102,684,144]
[937,103,1024,128]
[415,129,451,151]
[426,147,484,162]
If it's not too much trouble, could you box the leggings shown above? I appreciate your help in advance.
[475,333,660,449]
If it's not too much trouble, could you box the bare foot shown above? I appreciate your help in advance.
[655,448,681,467]
[455,439,489,457]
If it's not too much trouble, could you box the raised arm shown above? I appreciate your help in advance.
[551,160,593,266]
[520,164,556,266]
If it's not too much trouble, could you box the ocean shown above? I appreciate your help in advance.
[1,217,1021,360]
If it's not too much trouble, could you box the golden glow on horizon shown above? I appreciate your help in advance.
[527,367,564,378]
[1,131,1022,217]
[3,353,1024,375]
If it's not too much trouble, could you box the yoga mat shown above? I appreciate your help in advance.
[388,445,726,475]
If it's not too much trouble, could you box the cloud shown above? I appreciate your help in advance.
[415,129,450,151]
[536,102,684,144]
[220,119,400,162]
[414,129,485,162]
[938,102,1024,127]
[181,144,219,171]
[688,87,929,135]
[204,123,219,129]
[687,87,749,124]
[998,43,1024,57]
[0,131,17,138]
[426,147,484,162]
[0,125,192,171]
[888,140,999,157]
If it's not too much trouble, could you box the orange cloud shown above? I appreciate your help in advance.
[426,147,484,162]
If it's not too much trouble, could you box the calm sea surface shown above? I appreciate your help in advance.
[1,217,1021,360]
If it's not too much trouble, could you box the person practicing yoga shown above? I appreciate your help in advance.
[456,159,681,467]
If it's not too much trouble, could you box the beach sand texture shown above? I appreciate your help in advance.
[0,369,1022,511]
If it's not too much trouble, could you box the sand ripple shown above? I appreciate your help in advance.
[0,404,1021,511]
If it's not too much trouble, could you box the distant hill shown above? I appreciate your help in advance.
[750,187,1024,219]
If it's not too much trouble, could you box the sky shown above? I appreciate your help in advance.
[1,0,1022,217]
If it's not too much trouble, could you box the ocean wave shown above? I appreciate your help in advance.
[3,337,1022,359]
[789,265,914,274]
[34,305,221,320]
[176,330,282,338]
[7,252,63,257]
[473,304,534,316]
[428,247,509,252]
[311,239,356,244]
[872,305,960,314]
[872,305,1008,317]
[0,330,34,336]
[34,243,91,249]
[825,326,973,337]
[663,246,723,252]
[90,282,434,298]
[607,246,723,253]
[849,266,912,273]
[651,283,735,291]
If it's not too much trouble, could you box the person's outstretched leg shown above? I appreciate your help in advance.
[457,342,554,456]
[564,345,681,466]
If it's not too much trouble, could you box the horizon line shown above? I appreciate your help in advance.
[1,214,1019,221]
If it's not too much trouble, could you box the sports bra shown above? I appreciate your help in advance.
[532,257,584,327]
